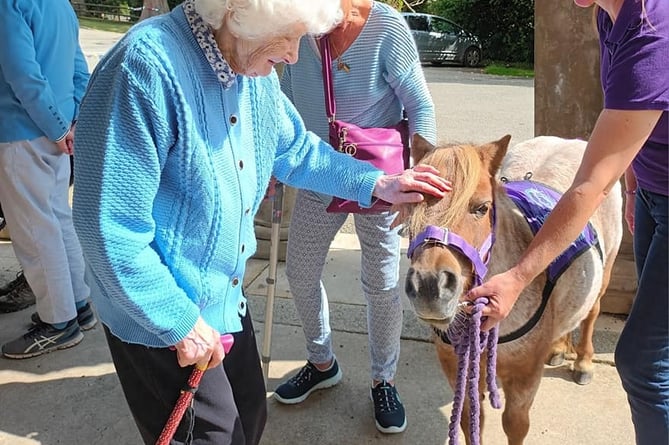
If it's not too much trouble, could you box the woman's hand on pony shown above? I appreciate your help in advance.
[373,164,451,205]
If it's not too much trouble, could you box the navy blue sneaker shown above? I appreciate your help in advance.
[2,319,83,359]
[274,359,342,404]
[371,381,407,433]
[31,301,97,331]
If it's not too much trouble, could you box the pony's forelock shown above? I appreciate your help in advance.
[407,144,482,237]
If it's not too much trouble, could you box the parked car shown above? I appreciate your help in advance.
[402,13,482,67]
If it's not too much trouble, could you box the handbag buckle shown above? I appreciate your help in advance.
[338,127,357,155]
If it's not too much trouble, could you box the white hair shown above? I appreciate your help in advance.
[194,0,343,38]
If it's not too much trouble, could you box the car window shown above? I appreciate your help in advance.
[430,18,458,34]
[405,15,429,32]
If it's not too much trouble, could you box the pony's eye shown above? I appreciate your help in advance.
[471,202,490,218]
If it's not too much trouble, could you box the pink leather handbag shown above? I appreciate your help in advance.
[320,36,410,214]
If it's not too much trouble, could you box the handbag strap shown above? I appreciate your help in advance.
[319,36,337,122]
[319,35,408,124]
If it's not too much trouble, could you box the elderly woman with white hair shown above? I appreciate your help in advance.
[72,0,450,444]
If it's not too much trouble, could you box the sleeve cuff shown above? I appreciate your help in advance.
[357,171,384,208]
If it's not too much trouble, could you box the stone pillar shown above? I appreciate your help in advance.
[535,2,635,314]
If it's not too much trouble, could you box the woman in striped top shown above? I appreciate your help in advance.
[274,0,436,434]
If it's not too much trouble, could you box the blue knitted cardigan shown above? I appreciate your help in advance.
[73,6,382,346]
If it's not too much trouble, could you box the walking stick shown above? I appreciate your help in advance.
[261,181,284,382]
[155,364,207,445]
[156,334,234,445]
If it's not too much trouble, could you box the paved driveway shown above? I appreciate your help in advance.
[422,65,534,146]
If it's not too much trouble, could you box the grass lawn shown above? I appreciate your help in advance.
[483,63,534,78]
[79,18,132,34]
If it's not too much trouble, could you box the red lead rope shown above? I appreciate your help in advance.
[155,364,207,445]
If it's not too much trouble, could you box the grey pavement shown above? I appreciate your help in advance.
[0,28,634,445]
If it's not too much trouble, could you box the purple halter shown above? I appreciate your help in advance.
[407,223,501,445]
[407,225,493,287]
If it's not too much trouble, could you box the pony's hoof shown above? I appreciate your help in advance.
[573,370,593,385]
[546,352,565,366]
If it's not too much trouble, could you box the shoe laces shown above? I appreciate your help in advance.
[373,381,401,413]
[289,363,317,386]
[23,321,56,340]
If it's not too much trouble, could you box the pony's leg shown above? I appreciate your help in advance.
[499,361,544,445]
[546,333,571,366]
[572,297,600,385]
[572,259,613,385]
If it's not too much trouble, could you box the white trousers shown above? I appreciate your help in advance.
[0,137,89,324]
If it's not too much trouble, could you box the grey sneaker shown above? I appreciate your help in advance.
[371,381,407,433]
[273,359,343,404]
[2,319,83,359]
[0,272,36,313]
[31,302,97,331]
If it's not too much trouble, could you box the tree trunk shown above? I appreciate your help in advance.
[140,0,169,21]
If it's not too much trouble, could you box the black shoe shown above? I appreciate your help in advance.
[371,381,407,433]
[273,359,343,404]
[2,319,83,359]
[0,272,36,313]
[31,302,97,331]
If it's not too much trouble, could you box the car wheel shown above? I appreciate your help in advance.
[463,47,481,67]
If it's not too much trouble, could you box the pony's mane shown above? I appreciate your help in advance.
[406,143,483,237]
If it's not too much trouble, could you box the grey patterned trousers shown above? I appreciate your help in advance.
[285,189,403,382]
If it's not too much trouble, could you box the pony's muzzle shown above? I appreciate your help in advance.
[405,267,463,322]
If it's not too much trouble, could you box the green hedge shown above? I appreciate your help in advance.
[424,0,534,64]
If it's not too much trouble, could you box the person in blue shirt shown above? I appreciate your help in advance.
[72,1,451,444]
[0,0,95,358]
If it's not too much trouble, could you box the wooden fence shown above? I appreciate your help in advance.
[70,1,165,23]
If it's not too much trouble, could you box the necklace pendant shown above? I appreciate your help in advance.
[337,59,350,73]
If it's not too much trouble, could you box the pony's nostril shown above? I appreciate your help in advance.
[438,269,459,295]
[405,268,417,298]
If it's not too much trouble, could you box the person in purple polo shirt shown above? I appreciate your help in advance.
[467,1,668,443]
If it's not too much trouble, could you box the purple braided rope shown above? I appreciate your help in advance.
[446,298,501,445]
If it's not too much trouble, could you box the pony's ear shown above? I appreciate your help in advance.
[481,134,511,176]
[411,133,435,165]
